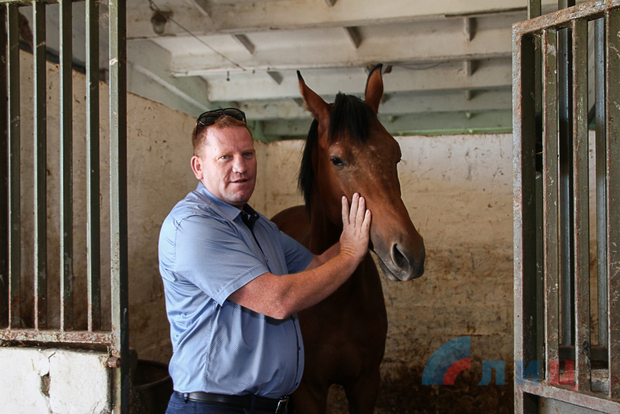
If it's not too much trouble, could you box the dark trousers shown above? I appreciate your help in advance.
[165,392,288,414]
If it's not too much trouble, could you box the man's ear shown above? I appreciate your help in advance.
[191,155,203,180]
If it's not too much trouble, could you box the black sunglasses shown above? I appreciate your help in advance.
[196,108,246,126]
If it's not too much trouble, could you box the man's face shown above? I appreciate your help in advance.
[191,126,257,209]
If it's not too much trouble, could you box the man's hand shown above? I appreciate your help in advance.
[228,192,372,320]
[339,193,372,262]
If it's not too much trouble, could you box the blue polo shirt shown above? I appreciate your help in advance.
[158,182,313,398]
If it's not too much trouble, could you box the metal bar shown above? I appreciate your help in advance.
[7,3,21,329]
[0,329,113,344]
[559,25,575,349]
[513,29,540,414]
[0,4,9,329]
[521,382,620,413]
[606,7,620,400]
[558,1,576,11]
[571,17,590,392]
[0,0,57,4]
[33,0,48,331]
[528,0,541,19]
[513,1,620,36]
[59,0,73,331]
[542,27,559,383]
[595,15,608,350]
[86,0,101,332]
[109,0,129,411]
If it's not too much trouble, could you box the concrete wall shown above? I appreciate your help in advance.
[7,52,521,413]
[0,348,111,414]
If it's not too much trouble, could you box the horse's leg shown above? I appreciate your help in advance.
[343,369,381,414]
[291,381,329,414]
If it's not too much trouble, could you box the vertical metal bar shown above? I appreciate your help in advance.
[7,3,21,329]
[558,24,575,349]
[86,0,101,332]
[571,18,590,392]
[514,30,539,414]
[542,27,559,383]
[33,0,48,330]
[558,1,576,10]
[605,7,620,400]
[59,0,73,331]
[528,0,541,19]
[530,1,544,376]
[0,4,9,329]
[109,0,129,411]
[595,16,608,350]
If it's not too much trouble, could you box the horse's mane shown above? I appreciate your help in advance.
[298,93,375,212]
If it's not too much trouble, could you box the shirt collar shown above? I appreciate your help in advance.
[195,182,259,225]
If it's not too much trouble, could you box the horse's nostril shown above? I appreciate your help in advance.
[392,243,409,269]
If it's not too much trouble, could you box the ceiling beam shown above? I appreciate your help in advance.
[232,34,255,54]
[127,40,211,114]
[237,88,511,121]
[267,71,284,84]
[344,27,362,49]
[184,0,211,17]
[167,15,515,76]
[463,17,475,41]
[260,109,513,138]
[127,0,571,38]
[203,59,511,101]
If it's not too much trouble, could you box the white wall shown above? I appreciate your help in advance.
[0,348,110,414]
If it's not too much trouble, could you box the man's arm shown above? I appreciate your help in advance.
[228,193,371,320]
[304,241,340,271]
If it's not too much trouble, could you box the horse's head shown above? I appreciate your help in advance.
[297,64,425,281]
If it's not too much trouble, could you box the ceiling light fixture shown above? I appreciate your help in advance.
[151,10,172,35]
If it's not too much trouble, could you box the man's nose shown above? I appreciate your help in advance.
[232,155,247,173]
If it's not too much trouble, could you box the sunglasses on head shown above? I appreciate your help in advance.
[196,108,246,126]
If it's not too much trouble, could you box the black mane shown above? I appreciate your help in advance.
[298,93,375,212]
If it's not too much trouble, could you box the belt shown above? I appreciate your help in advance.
[177,391,290,413]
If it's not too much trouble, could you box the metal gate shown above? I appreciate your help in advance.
[0,0,128,412]
[514,0,620,413]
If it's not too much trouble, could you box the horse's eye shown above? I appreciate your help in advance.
[330,157,346,167]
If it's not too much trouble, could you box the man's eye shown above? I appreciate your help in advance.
[330,157,346,167]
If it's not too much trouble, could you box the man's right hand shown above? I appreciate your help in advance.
[228,192,372,320]
[339,193,372,263]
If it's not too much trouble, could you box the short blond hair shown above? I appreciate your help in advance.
[192,116,252,155]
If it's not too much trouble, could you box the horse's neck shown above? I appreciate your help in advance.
[307,208,341,254]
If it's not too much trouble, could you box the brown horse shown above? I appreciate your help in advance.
[271,64,426,414]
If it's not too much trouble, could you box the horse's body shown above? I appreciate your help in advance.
[271,64,425,414]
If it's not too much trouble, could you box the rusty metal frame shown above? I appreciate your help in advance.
[0,0,128,412]
[514,0,620,413]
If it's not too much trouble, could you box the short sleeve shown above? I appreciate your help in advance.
[277,230,313,274]
[172,214,270,305]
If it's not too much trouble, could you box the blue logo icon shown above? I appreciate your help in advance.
[422,336,471,385]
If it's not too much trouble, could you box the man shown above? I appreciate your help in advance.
[159,108,371,414]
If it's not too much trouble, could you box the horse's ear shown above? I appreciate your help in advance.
[363,63,384,114]
[298,70,331,128]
